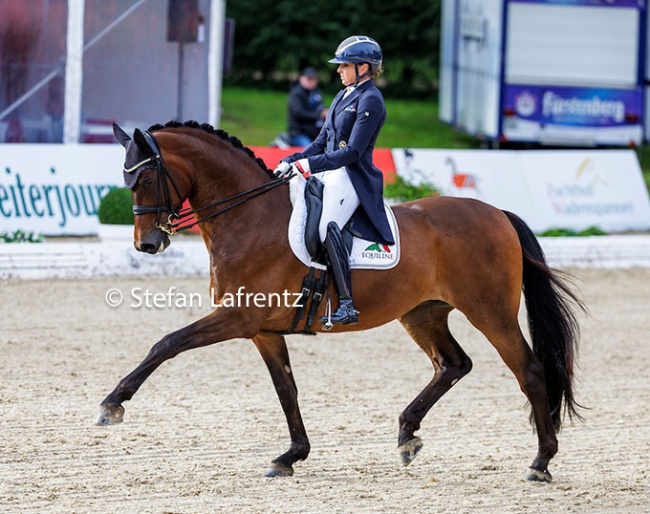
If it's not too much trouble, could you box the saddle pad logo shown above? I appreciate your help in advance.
[361,243,394,261]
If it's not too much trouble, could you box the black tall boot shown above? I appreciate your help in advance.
[320,222,358,326]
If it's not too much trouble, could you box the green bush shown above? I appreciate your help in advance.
[97,187,134,225]
[540,226,607,237]
[0,230,44,243]
[384,175,439,202]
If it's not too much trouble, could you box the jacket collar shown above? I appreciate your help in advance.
[334,79,373,115]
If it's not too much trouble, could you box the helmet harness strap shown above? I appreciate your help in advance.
[354,63,372,85]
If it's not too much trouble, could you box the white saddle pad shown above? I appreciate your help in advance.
[288,176,400,270]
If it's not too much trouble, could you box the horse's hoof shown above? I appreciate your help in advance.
[265,462,294,478]
[526,467,552,483]
[95,403,125,426]
[398,436,423,466]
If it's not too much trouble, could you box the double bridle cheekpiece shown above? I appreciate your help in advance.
[124,131,293,235]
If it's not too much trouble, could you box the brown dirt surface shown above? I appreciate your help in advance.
[1,268,649,513]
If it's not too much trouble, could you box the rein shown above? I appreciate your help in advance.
[129,131,293,235]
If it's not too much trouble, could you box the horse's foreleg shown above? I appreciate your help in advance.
[397,302,472,466]
[96,308,255,426]
[253,333,310,478]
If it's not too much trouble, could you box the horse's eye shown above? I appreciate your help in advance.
[143,176,155,187]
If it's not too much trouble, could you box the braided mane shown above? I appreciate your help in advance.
[148,120,275,179]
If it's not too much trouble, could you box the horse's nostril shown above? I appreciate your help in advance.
[139,243,158,254]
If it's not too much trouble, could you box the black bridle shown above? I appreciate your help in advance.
[125,131,294,235]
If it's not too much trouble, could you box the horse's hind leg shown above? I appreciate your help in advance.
[472,319,558,482]
[253,333,310,478]
[397,301,472,465]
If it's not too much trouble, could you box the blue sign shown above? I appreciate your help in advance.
[504,85,642,127]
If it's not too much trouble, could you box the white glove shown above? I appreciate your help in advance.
[291,158,311,178]
[273,161,292,178]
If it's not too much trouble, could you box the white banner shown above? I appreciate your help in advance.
[519,150,650,232]
[2,145,649,236]
[391,148,535,219]
[1,144,123,235]
[392,148,650,233]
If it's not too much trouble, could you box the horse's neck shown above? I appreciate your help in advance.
[192,147,265,202]
[181,137,292,268]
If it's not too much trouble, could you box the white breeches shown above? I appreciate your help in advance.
[317,167,360,242]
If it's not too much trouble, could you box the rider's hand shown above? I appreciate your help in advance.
[273,161,292,178]
[292,158,311,179]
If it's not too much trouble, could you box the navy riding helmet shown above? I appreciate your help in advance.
[328,35,383,78]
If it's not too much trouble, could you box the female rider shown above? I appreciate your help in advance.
[275,35,394,326]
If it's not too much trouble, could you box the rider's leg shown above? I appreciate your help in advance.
[317,168,360,242]
[317,168,360,325]
[321,221,358,325]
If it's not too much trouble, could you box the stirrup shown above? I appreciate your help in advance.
[321,298,334,331]
[320,299,358,326]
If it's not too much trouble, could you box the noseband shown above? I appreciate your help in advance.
[126,131,294,235]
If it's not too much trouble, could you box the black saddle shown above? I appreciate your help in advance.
[303,176,353,265]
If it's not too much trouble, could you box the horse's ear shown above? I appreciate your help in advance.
[113,123,131,148]
[133,128,149,152]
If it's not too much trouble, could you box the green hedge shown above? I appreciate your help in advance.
[0,230,44,243]
[540,226,607,237]
[97,187,134,225]
[384,175,439,202]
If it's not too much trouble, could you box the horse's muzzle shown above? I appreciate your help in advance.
[134,230,170,254]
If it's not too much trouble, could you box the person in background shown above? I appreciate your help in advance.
[274,36,393,326]
[286,66,328,147]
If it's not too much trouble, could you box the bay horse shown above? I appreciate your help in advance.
[96,120,585,482]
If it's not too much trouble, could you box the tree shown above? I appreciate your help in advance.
[225,0,441,97]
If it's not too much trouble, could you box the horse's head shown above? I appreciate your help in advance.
[113,123,192,254]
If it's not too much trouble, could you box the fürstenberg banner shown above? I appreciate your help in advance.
[1,144,123,235]
[392,149,650,233]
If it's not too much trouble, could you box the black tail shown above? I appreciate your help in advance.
[503,211,586,430]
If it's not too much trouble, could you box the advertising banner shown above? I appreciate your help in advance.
[251,147,396,178]
[1,144,123,235]
[3,144,648,236]
[502,85,644,145]
[392,148,650,233]
[391,148,533,217]
[0,145,397,236]
[519,150,650,232]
